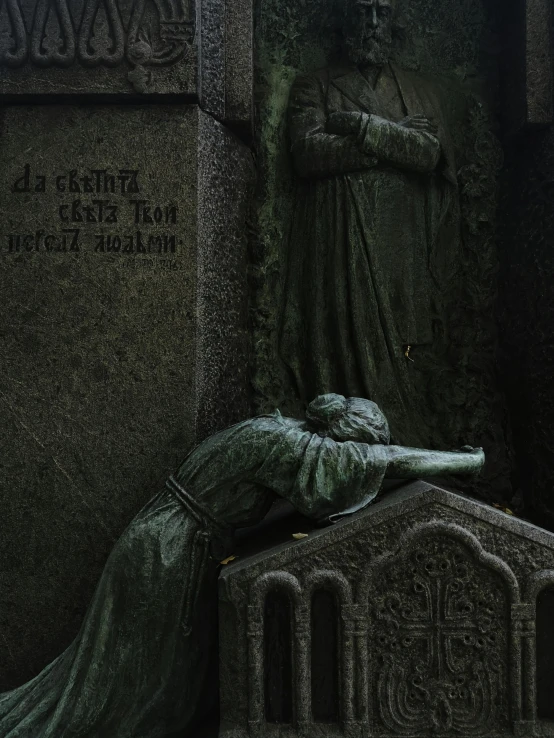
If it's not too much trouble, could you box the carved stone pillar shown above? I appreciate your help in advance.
[525,0,553,126]
[0,0,254,691]
[503,0,553,129]
[294,604,310,736]
[246,603,264,737]
[342,603,369,734]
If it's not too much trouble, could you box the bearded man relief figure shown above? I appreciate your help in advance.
[280,0,462,444]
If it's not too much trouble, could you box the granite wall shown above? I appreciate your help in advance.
[0,0,254,692]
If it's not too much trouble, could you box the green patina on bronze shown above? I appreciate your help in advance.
[0,395,484,737]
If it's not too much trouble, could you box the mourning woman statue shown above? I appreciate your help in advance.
[0,395,484,738]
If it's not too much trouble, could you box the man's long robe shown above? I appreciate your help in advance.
[280,63,462,443]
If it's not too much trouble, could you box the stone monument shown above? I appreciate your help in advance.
[0,394,486,735]
[252,0,512,499]
[280,0,462,446]
[0,0,254,691]
[220,481,554,737]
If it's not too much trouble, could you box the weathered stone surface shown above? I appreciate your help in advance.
[0,0,196,96]
[525,0,553,126]
[198,0,253,125]
[196,113,254,438]
[501,0,553,131]
[250,0,512,500]
[0,104,253,690]
[223,0,253,126]
[220,481,554,737]
[0,0,253,125]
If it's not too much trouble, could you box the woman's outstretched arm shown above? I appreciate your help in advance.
[383,445,484,479]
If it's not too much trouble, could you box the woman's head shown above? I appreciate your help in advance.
[305,394,390,445]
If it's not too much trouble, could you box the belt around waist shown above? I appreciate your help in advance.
[165,475,233,561]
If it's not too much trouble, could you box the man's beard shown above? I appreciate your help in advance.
[345,25,392,66]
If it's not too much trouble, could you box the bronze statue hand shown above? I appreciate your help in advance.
[385,443,485,478]
[397,114,438,136]
[458,445,484,455]
[457,447,486,475]
[326,111,363,136]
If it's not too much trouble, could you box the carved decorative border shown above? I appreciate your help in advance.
[240,524,538,737]
[0,0,195,91]
[361,521,521,735]
[248,572,303,737]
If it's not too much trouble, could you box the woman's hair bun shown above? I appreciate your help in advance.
[305,394,390,445]
[306,393,348,428]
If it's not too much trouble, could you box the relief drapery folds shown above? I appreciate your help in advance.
[249,0,512,499]
[280,62,461,446]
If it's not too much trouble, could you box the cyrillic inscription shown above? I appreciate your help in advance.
[3,164,182,259]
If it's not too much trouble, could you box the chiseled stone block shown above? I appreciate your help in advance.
[219,482,554,737]
[526,0,554,126]
[0,103,253,690]
[0,0,196,95]
[0,0,253,124]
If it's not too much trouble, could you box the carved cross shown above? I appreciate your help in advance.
[398,577,485,680]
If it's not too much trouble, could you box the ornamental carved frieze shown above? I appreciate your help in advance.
[368,530,512,736]
[0,0,195,92]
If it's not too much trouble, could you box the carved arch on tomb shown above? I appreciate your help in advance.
[304,569,352,603]
[524,568,554,601]
[249,570,303,613]
[360,521,520,737]
[522,570,554,728]
[358,521,520,602]
[247,572,303,736]
[247,570,359,736]
[304,570,353,729]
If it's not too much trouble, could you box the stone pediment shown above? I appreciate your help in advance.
[219,481,554,738]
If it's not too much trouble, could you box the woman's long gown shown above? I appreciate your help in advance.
[0,412,389,737]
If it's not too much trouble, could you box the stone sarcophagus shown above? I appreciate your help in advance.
[219,482,554,737]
